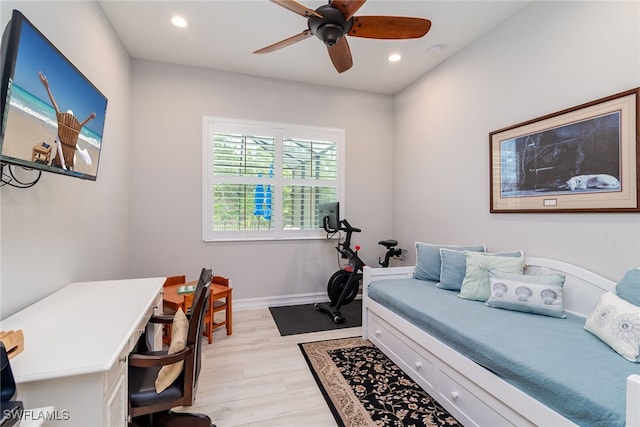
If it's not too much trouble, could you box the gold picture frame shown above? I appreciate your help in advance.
[490,88,640,213]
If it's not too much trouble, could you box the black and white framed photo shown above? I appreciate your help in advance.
[490,88,640,213]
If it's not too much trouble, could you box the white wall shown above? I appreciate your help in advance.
[129,61,394,302]
[0,2,132,317]
[394,1,640,280]
[3,0,637,316]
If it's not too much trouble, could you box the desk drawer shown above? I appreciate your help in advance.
[104,358,127,426]
[129,292,162,351]
[105,347,128,394]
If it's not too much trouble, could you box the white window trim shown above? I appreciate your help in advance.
[202,116,345,242]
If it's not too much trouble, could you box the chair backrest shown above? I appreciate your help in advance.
[163,275,186,287]
[183,268,212,403]
[0,343,16,402]
[193,268,212,301]
[212,275,229,287]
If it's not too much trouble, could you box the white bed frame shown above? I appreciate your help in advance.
[362,257,640,426]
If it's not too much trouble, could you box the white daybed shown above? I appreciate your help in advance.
[362,257,640,426]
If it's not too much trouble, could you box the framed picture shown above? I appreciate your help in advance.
[490,88,640,213]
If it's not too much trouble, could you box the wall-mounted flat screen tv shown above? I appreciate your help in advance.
[0,9,108,181]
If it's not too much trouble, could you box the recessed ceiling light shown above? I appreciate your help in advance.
[388,53,402,63]
[428,44,446,55]
[171,16,188,28]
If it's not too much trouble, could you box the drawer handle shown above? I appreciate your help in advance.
[450,391,459,400]
[375,329,381,336]
[119,355,127,363]
[414,361,422,370]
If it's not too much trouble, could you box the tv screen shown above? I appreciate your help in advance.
[318,201,340,232]
[0,9,107,181]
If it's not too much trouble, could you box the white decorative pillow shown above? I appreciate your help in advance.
[584,292,640,363]
[485,270,566,318]
[155,308,188,393]
[458,251,525,302]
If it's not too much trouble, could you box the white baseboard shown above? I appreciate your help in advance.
[233,292,363,311]
[233,292,328,311]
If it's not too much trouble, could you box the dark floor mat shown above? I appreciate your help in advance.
[269,299,362,336]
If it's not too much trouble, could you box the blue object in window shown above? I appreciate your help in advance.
[253,173,265,216]
[263,185,272,221]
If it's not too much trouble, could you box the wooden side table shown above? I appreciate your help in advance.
[31,142,52,164]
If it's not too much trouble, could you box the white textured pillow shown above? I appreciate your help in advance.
[485,270,566,318]
[584,292,640,362]
[155,308,189,393]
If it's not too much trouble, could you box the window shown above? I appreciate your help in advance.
[203,117,344,241]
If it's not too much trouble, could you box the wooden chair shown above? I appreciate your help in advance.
[128,269,213,427]
[203,275,232,344]
[162,275,186,345]
[51,112,81,169]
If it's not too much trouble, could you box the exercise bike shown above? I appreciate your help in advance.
[315,218,405,323]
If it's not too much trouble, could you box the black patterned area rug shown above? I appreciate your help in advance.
[299,337,461,427]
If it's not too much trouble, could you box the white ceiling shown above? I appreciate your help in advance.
[98,0,531,95]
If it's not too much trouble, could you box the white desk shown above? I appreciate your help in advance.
[0,278,164,426]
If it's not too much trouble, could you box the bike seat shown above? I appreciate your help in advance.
[378,239,398,249]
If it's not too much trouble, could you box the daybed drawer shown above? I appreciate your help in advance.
[368,312,438,393]
[439,371,512,427]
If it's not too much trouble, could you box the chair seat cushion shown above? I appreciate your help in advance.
[155,411,213,427]
[129,354,185,408]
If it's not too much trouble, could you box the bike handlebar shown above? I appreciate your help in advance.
[340,219,361,233]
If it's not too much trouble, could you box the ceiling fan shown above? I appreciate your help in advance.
[253,0,432,73]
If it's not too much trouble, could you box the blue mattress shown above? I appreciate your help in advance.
[368,278,640,427]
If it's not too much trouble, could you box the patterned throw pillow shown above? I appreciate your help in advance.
[584,291,640,362]
[485,270,566,318]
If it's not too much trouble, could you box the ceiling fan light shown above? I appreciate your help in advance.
[317,24,344,46]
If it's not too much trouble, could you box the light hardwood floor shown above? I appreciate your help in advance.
[181,307,362,427]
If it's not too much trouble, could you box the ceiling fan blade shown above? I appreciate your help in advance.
[330,0,367,20]
[253,29,313,54]
[348,16,432,39]
[327,37,353,73]
[271,0,322,18]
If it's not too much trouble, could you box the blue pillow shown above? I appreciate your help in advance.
[415,242,485,282]
[437,249,523,291]
[616,268,640,306]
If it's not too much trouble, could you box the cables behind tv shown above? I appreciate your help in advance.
[0,162,42,188]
